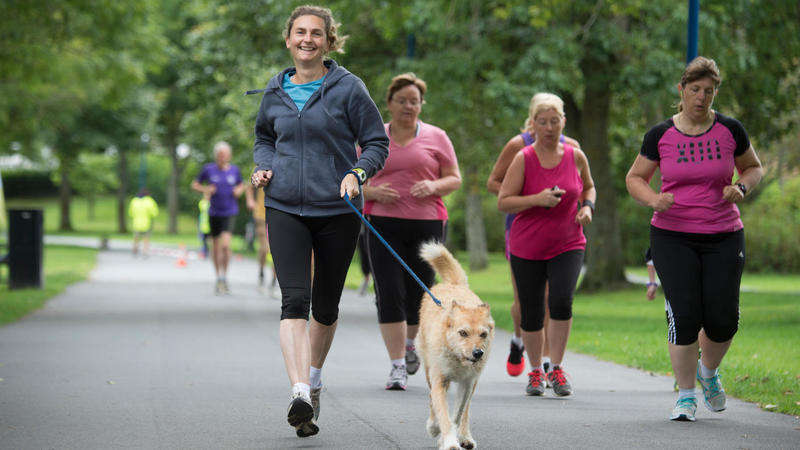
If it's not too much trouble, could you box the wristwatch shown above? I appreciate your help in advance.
[736,183,747,196]
[349,167,367,185]
[581,199,595,212]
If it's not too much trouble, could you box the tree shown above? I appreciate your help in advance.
[0,1,163,231]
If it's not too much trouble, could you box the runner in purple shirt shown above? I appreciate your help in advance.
[192,141,245,294]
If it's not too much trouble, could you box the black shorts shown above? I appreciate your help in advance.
[366,216,445,324]
[266,208,361,325]
[509,249,584,332]
[650,226,745,345]
[209,216,235,237]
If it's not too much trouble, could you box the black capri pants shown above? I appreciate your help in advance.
[650,225,744,345]
[266,208,361,325]
[510,249,584,332]
[367,216,445,325]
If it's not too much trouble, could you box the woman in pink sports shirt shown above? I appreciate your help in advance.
[363,73,462,391]
[626,57,762,422]
[498,92,596,397]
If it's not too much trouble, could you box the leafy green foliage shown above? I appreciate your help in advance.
[740,177,800,273]
[2,0,800,268]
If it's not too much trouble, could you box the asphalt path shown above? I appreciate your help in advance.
[1,248,798,449]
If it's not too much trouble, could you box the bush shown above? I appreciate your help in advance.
[1,169,57,197]
[445,186,506,253]
[740,176,800,273]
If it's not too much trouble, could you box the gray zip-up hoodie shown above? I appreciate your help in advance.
[253,60,389,216]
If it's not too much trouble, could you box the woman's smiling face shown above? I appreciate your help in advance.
[285,15,328,65]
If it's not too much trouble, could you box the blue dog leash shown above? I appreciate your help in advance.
[342,193,442,307]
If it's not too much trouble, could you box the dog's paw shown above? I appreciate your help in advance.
[438,436,461,450]
[460,437,476,449]
[427,417,440,437]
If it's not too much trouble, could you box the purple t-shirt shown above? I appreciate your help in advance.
[639,112,750,234]
[195,163,242,217]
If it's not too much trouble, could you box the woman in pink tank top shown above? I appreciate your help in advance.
[498,93,596,397]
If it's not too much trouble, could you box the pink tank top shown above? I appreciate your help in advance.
[509,144,587,260]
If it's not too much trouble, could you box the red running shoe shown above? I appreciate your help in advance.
[506,340,525,376]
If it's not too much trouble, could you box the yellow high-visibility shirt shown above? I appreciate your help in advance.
[128,196,159,232]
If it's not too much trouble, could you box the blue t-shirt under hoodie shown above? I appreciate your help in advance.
[282,71,325,111]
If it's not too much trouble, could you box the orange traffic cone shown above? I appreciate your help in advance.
[176,243,188,268]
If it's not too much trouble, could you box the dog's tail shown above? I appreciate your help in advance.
[419,241,468,286]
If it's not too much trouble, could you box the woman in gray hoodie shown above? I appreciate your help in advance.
[250,5,388,438]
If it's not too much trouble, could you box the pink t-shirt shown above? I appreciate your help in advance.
[364,121,457,220]
[509,144,586,260]
[640,112,750,234]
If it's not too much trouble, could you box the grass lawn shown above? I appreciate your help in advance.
[0,245,97,325]
[5,195,248,251]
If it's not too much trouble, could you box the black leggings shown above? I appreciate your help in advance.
[367,216,445,324]
[510,250,584,332]
[650,226,744,345]
[266,208,361,325]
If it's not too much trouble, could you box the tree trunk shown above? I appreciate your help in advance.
[577,52,628,291]
[464,165,488,271]
[167,139,181,234]
[58,153,73,232]
[117,150,128,234]
[87,193,95,221]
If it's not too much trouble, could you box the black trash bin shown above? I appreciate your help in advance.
[8,209,44,289]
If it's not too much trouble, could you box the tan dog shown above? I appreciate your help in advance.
[417,241,495,450]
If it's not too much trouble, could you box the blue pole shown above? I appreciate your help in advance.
[687,0,699,64]
[139,133,149,190]
[407,33,416,59]
[138,149,147,190]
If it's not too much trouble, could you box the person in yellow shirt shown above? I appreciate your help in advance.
[128,188,159,258]
[198,191,211,258]
[246,182,277,296]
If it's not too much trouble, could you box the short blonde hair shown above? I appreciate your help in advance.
[283,5,348,55]
[522,93,565,132]
[385,72,427,104]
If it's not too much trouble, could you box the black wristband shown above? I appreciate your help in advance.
[581,199,595,212]
[736,183,747,196]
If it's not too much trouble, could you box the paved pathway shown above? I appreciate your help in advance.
[1,249,798,449]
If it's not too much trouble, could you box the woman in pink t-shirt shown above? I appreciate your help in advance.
[626,57,763,422]
[363,73,462,391]
[498,93,596,398]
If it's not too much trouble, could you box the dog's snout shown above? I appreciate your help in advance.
[472,348,484,360]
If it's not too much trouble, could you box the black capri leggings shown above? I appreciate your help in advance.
[367,216,445,325]
[266,208,361,325]
[510,249,584,332]
[650,226,744,345]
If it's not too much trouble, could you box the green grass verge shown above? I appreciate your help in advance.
[5,196,198,236]
[0,245,98,325]
[627,267,800,294]
[568,288,800,417]
[5,195,249,253]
